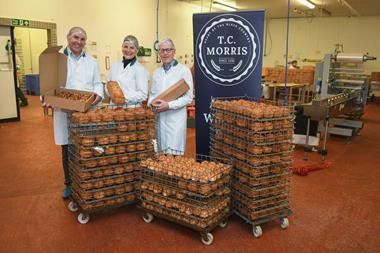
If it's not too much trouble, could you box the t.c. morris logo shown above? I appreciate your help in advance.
[196,14,260,86]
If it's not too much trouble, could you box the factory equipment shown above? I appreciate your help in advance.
[300,51,376,159]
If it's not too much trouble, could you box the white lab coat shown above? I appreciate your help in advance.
[53,51,103,145]
[148,62,193,153]
[106,59,148,107]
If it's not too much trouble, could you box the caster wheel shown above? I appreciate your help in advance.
[68,201,78,212]
[143,213,154,223]
[253,226,262,238]
[280,217,289,229]
[219,220,228,228]
[201,233,214,246]
[77,213,90,224]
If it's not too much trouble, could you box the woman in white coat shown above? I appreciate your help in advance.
[148,38,193,153]
[45,27,103,198]
[107,35,148,107]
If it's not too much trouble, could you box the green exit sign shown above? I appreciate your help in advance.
[12,19,30,27]
[137,47,152,57]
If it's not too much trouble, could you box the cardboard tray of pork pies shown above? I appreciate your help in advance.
[39,45,96,112]
[151,79,190,107]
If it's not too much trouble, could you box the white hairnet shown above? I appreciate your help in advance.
[158,38,175,49]
[123,35,139,49]
[67,27,87,40]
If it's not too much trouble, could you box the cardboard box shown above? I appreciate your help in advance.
[39,46,95,112]
[152,79,190,106]
[39,46,67,95]
[44,87,95,112]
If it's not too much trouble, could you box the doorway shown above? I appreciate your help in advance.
[0,17,56,122]
[13,27,48,110]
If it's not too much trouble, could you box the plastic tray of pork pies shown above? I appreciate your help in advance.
[209,138,293,163]
[232,190,290,212]
[139,178,231,206]
[139,198,230,232]
[210,124,293,145]
[70,189,137,212]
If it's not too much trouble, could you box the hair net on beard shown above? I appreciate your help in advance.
[123,35,139,49]
[67,27,87,39]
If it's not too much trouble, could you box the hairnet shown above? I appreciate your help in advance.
[123,35,139,49]
[158,38,175,50]
[67,27,87,39]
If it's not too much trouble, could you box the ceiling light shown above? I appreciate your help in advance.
[298,0,315,9]
[213,1,237,12]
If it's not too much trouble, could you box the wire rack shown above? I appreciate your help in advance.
[209,97,294,236]
[139,148,232,244]
[65,105,156,223]
[139,200,230,232]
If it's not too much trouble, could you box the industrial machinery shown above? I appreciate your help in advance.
[300,51,376,159]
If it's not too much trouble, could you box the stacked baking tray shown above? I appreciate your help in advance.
[66,106,155,224]
[138,149,232,245]
[209,97,294,237]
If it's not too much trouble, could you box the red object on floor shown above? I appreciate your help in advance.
[187,106,195,118]
[291,161,332,176]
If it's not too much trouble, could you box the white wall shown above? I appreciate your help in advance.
[263,16,380,73]
[0,0,213,77]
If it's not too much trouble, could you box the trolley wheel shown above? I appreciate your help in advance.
[253,225,263,238]
[77,213,90,224]
[201,232,214,246]
[280,217,289,229]
[219,220,228,228]
[142,213,154,223]
[68,201,78,212]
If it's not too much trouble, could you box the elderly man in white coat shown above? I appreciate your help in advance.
[107,35,148,107]
[45,27,103,199]
[148,38,193,154]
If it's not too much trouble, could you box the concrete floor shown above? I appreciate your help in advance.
[0,96,379,253]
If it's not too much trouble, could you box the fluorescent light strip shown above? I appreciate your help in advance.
[213,1,237,11]
[298,0,315,9]
[339,0,360,16]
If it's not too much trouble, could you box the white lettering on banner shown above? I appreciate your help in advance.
[227,36,234,44]
[206,47,248,56]
[203,113,213,123]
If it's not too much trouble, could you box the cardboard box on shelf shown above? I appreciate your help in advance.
[39,46,95,112]
[151,79,190,106]
[371,72,380,81]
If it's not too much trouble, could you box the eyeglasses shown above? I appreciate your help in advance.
[159,48,174,54]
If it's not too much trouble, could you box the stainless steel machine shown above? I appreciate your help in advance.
[301,52,376,159]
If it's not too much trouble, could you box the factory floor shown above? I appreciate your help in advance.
[0,96,379,253]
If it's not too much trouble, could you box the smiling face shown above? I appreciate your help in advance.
[159,41,176,65]
[67,33,86,56]
[122,42,137,60]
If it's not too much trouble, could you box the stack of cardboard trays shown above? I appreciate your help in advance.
[264,67,315,85]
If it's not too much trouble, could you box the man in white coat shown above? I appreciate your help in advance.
[107,35,148,107]
[45,27,103,198]
[148,38,193,154]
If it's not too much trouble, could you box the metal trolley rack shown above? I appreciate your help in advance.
[209,96,294,237]
[138,149,232,245]
[66,106,155,224]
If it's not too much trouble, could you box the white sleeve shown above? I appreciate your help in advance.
[168,66,193,110]
[93,62,104,98]
[125,66,149,103]
[148,70,159,107]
